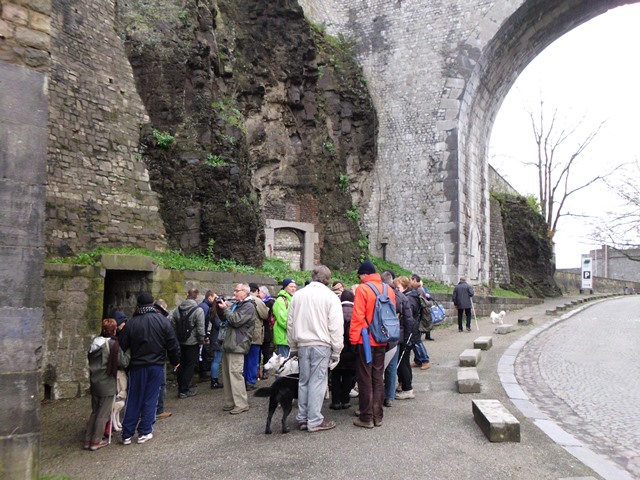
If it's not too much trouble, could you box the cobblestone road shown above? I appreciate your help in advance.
[515,296,640,479]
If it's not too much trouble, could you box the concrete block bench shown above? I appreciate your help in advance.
[457,367,481,393]
[545,308,556,315]
[517,316,533,326]
[459,349,482,367]
[472,399,520,442]
[494,324,515,334]
[473,336,492,350]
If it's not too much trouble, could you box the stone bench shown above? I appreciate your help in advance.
[545,308,556,315]
[459,348,481,367]
[457,367,481,393]
[473,336,492,350]
[472,399,520,442]
[494,324,515,334]
[517,316,532,326]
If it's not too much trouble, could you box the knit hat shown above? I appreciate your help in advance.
[357,261,376,275]
[111,310,128,327]
[282,278,295,289]
[249,282,260,293]
[137,292,154,306]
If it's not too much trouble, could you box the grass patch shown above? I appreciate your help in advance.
[489,287,527,298]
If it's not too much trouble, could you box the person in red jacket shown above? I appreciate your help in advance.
[349,261,396,428]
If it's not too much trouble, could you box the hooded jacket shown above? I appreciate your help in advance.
[170,298,206,346]
[88,336,130,397]
[349,273,396,347]
[272,289,293,346]
[219,297,256,354]
[452,280,474,309]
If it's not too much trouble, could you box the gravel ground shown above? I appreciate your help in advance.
[40,296,604,480]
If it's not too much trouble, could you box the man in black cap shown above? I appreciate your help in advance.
[119,293,180,445]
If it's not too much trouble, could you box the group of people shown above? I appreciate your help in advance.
[84,262,450,448]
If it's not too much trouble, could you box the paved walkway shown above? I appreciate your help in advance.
[40,294,626,480]
[508,296,639,480]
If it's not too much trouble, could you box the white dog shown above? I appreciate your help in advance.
[490,310,506,324]
[110,370,127,432]
[263,353,299,377]
[262,353,330,399]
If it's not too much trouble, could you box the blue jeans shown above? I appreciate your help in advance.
[296,345,330,429]
[384,347,400,401]
[210,350,223,380]
[413,340,430,364]
[276,345,290,358]
[243,344,262,385]
[122,364,163,439]
[156,364,167,415]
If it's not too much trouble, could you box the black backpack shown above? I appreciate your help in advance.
[175,306,199,343]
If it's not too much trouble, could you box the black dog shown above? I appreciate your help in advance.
[254,375,299,434]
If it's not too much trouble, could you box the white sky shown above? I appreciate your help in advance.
[489,4,640,269]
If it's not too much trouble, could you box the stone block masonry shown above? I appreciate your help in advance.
[0,1,51,71]
[46,0,167,257]
[472,399,520,442]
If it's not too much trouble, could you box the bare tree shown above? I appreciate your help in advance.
[526,99,611,238]
[590,160,640,261]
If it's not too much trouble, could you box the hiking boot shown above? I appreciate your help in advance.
[411,362,421,368]
[466,327,471,332]
[299,421,308,431]
[395,389,415,400]
[156,412,172,420]
[329,403,342,410]
[210,379,223,389]
[245,382,257,391]
[229,405,249,415]
[89,440,109,451]
[178,390,197,399]
[420,362,431,370]
[374,419,383,427]
[353,418,374,429]
[222,404,234,411]
[308,420,336,432]
[341,403,351,409]
[383,399,393,408]
[137,433,153,444]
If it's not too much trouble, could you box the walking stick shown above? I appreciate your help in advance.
[471,298,479,331]
[108,394,116,445]
[397,333,413,366]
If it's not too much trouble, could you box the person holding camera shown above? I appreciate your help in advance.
[215,284,256,415]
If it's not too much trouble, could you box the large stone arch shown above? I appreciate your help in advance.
[299,0,637,285]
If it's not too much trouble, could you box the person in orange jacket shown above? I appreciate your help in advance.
[349,261,396,428]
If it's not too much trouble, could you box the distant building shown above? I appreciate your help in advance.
[584,246,640,283]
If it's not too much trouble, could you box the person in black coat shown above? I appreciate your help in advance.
[329,290,357,410]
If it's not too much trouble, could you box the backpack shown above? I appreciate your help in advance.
[175,306,199,343]
[364,282,400,343]
[268,296,288,329]
[418,295,433,332]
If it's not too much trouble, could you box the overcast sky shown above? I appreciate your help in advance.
[489,4,640,269]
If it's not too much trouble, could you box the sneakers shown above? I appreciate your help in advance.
[222,404,234,411]
[298,421,308,431]
[137,433,153,444]
[466,327,471,332]
[383,399,393,407]
[353,418,374,429]
[420,362,431,370]
[374,419,383,427]
[121,437,132,445]
[89,440,109,451]
[411,362,421,368]
[178,390,197,399]
[229,405,249,415]
[245,382,257,391]
[307,419,336,432]
[396,389,416,400]
[210,379,223,389]
[349,384,359,397]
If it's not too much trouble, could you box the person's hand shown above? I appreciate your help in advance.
[289,350,298,359]
[204,337,210,345]
[329,355,340,370]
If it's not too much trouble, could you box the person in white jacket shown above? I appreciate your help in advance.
[287,265,343,433]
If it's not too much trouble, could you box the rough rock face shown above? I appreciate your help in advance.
[115,0,376,269]
[493,194,561,298]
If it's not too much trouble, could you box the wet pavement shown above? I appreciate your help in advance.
[39,294,634,479]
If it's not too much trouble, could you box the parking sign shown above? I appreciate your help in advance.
[581,258,593,290]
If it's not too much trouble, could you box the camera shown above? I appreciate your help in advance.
[216,296,226,304]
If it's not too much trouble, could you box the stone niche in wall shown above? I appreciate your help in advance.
[264,219,319,272]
